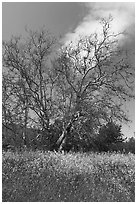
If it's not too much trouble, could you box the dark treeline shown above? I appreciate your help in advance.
[2,122,135,153]
[2,17,135,153]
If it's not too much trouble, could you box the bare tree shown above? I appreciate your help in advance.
[3,29,57,129]
[53,17,134,151]
[2,29,58,148]
[2,18,134,151]
[2,73,25,147]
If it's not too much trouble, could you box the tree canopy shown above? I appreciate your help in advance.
[2,17,134,152]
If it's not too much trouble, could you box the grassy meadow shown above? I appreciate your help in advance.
[2,150,135,202]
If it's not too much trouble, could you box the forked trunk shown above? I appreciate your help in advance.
[56,112,80,151]
[56,123,67,151]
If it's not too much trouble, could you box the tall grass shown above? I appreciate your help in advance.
[2,150,135,202]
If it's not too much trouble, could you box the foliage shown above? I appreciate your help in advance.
[2,150,135,202]
[94,121,125,152]
[2,121,134,154]
[124,137,135,154]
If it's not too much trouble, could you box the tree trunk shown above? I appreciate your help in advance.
[22,100,29,147]
[56,112,80,151]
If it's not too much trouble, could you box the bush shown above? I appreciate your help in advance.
[124,137,135,154]
[95,121,125,152]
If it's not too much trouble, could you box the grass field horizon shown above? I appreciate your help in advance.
[2,150,135,202]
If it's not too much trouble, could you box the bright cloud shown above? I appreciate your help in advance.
[63,2,135,44]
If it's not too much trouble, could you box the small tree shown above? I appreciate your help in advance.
[124,137,135,153]
[96,121,125,151]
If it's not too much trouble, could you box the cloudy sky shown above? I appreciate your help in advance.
[2,2,135,138]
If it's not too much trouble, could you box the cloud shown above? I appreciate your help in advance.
[63,2,135,46]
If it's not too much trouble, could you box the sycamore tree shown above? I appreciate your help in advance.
[52,16,134,151]
[2,17,134,151]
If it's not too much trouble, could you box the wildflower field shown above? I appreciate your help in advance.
[2,150,135,202]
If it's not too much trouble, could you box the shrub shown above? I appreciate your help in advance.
[95,121,125,152]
